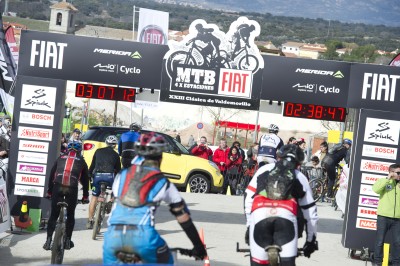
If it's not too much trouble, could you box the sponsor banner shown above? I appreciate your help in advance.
[362,144,397,160]
[137,8,169,45]
[356,217,377,231]
[18,139,49,153]
[17,151,48,164]
[18,30,168,89]
[17,126,52,141]
[15,173,46,186]
[261,55,350,107]
[160,17,264,110]
[363,117,400,145]
[347,63,400,112]
[19,111,54,126]
[14,184,44,197]
[357,206,377,219]
[361,172,386,185]
[359,183,379,197]
[360,159,393,174]
[20,84,57,111]
[16,162,47,175]
[358,196,379,208]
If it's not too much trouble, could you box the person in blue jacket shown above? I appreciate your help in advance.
[118,122,141,169]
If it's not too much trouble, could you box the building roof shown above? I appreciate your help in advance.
[51,1,78,11]
[282,41,304,48]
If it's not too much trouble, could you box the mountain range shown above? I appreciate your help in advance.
[166,0,400,27]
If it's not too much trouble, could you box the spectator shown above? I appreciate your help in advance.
[372,163,400,266]
[191,136,213,160]
[188,135,195,147]
[287,137,297,144]
[313,141,328,163]
[0,115,11,141]
[213,139,230,192]
[60,134,68,154]
[246,142,258,170]
[69,128,82,143]
[225,146,243,195]
[296,138,307,160]
[175,133,181,143]
[232,141,245,161]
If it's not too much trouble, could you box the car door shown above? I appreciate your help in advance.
[160,135,188,185]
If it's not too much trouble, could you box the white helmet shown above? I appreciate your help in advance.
[268,124,279,133]
[105,135,118,146]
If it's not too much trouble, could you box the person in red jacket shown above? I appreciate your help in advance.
[191,136,213,160]
[226,146,243,195]
[213,139,230,193]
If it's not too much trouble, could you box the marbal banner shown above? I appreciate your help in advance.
[160,17,264,110]
[137,8,169,45]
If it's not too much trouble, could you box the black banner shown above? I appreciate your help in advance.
[342,109,400,250]
[160,17,264,110]
[18,30,168,89]
[347,63,400,112]
[261,55,350,107]
[8,76,66,219]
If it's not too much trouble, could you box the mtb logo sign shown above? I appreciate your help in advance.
[160,17,264,110]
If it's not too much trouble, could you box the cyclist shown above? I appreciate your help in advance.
[43,142,89,251]
[118,122,141,169]
[103,132,207,264]
[0,115,11,141]
[321,138,352,200]
[257,124,284,167]
[87,135,121,229]
[244,144,318,266]
[191,23,221,64]
[231,23,255,59]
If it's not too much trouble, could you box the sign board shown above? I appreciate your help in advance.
[197,123,204,129]
[342,109,400,250]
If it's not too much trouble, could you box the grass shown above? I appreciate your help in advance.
[3,16,49,32]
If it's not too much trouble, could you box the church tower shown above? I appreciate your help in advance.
[49,0,78,34]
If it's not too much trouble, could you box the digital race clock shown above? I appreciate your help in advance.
[75,83,136,102]
[283,102,346,122]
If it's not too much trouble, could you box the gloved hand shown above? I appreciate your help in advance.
[303,236,318,258]
[245,226,249,245]
[81,196,89,204]
[192,244,207,260]
[45,192,52,199]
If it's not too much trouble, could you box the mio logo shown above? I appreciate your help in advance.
[218,69,252,98]
[30,40,68,69]
[361,73,400,101]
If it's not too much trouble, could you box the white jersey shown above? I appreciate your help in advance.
[244,163,318,242]
[257,133,284,163]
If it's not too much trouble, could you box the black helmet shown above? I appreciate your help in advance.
[130,122,142,131]
[277,144,304,165]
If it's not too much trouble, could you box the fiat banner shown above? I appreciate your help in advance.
[342,109,400,251]
[160,17,264,110]
[137,8,169,45]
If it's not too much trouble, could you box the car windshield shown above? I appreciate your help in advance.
[173,138,190,155]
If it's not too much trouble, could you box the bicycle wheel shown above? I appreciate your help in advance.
[51,221,65,264]
[309,178,324,203]
[166,51,196,76]
[238,54,259,73]
[92,203,102,240]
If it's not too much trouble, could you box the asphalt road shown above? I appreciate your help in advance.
[0,192,367,266]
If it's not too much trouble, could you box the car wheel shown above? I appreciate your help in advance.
[188,174,210,193]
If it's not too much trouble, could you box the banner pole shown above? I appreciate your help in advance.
[132,5,136,40]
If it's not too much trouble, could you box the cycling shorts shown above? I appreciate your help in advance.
[92,173,114,196]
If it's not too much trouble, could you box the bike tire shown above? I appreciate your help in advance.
[238,54,259,73]
[309,178,324,203]
[99,202,107,232]
[51,222,65,264]
[92,203,102,240]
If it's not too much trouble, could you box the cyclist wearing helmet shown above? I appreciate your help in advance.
[321,138,352,199]
[44,141,90,251]
[244,144,319,266]
[103,132,207,264]
[257,124,284,167]
[87,135,121,229]
[118,122,141,169]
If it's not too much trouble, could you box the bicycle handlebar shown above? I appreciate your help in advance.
[236,242,306,257]
[170,248,193,257]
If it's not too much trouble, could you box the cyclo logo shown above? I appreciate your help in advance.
[319,85,340,94]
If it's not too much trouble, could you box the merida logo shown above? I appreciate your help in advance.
[295,68,344,78]
[131,51,142,59]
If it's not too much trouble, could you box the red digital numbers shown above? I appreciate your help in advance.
[283,102,346,122]
[75,83,135,102]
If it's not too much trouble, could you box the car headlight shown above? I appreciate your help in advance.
[208,161,221,174]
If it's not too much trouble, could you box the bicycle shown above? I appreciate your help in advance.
[50,201,68,264]
[306,165,342,204]
[92,181,112,240]
[116,247,194,264]
[236,242,310,266]
[228,44,260,73]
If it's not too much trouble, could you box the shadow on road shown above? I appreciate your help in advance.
[318,218,343,235]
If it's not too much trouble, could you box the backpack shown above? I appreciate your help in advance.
[119,165,164,208]
[256,160,304,200]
